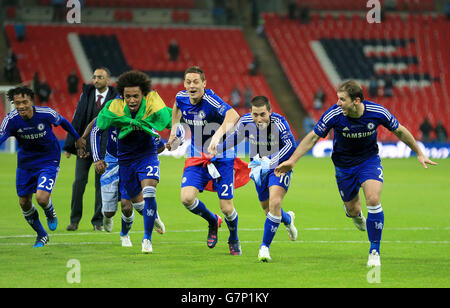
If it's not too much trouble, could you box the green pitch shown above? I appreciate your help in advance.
[0,153,448,288]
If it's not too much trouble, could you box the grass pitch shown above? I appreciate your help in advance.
[0,153,449,288]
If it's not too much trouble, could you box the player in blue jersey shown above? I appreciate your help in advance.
[275,80,437,267]
[166,66,242,255]
[87,118,184,246]
[215,96,298,262]
[95,70,169,254]
[0,86,84,247]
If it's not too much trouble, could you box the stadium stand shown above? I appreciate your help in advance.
[0,96,5,121]
[292,0,435,11]
[264,12,449,141]
[38,0,196,9]
[4,24,287,139]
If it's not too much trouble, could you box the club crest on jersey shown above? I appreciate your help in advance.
[198,110,206,119]
[367,122,375,130]
[37,123,45,131]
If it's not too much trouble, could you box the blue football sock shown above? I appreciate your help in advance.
[185,198,217,225]
[366,204,384,254]
[225,210,239,242]
[43,199,56,219]
[23,205,47,236]
[262,212,281,248]
[132,201,144,216]
[280,208,291,226]
[121,212,134,236]
[143,186,157,241]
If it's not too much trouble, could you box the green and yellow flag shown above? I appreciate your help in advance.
[97,91,172,139]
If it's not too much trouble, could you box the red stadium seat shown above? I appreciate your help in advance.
[263,12,450,141]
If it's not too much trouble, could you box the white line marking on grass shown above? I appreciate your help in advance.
[1,240,449,247]
[0,226,448,240]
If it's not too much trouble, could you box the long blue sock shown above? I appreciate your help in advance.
[23,205,47,236]
[43,199,56,219]
[121,212,134,236]
[185,198,217,225]
[366,204,384,254]
[262,212,281,248]
[280,208,291,226]
[225,209,239,242]
[143,186,157,241]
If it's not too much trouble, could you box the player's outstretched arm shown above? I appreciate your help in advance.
[166,103,182,151]
[208,108,240,155]
[393,124,438,169]
[274,130,320,176]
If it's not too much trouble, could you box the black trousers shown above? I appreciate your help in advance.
[69,156,103,226]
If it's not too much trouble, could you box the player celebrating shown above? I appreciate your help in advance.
[96,70,172,254]
[166,66,242,255]
[275,80,437,267]
[214,96,298,262]
[89,118,184,246]
[0,86,84,247]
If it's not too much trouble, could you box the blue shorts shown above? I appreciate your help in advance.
[181,159,235,200]
[16,165,60,197]
[119,156,159,200]
[335,155,384,202]
[254,169,293,202]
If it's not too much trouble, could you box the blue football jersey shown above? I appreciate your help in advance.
[313,100,399,167]
[0,106,78,169]
[116,127,160,166]
[220,112,297,168]
[90,121,118,161]
[175,89,234,158]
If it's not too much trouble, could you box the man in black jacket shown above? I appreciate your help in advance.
[63,67,118,231]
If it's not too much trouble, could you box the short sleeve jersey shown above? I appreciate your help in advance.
[0,106,66,169]
[175,89,234,159]
[313,100,399,168]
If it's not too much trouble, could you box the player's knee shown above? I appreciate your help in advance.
[181,195,196,207]
[121,200,133,216]
[219,199,234,216]
[365,194,380,207]
[269,196,283,210]
[19,197,32,210]
[35,192,50,207]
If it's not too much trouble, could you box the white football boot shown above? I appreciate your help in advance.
[154,213,166,234]
[352,213,367,232]
[142,239,153,254]
[120,235,132,247]
[367,249,381,267]
[286,211,298,241]
[343,205,366,231]
[258,245,272,262]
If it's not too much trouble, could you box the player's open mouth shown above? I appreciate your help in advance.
[257,122,268,129]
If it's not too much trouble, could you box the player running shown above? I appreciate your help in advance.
[166,66,243,255]
[214,95,298,262]
[95,70,172,254]
[0,86,85,247]
[88,118,184,246]
[275,80,437,267]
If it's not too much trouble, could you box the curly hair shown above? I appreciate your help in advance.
[7,86,34,102]
[116,70,152,97]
